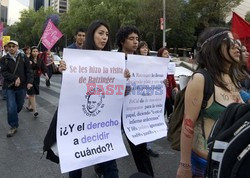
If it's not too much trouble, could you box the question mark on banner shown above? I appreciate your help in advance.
[106,143,114,151]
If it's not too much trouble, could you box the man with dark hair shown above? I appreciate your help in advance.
[68,28,86,49]
[0,40,33,137]
[116,26,140,54]
[116,26,154,177]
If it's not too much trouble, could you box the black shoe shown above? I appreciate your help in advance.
[146,149,159,157]
[34,112,39,117]
[46,79,50,87]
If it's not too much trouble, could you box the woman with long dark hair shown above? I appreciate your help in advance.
[26,46,49,117]
[59,20,118,178]
[177,27,246,178]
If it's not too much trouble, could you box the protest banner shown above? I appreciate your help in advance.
[123,54,169,145]
[57,49,128,173]
[2,36,10,46]
[167,62,176,75]
[41,19,63,50]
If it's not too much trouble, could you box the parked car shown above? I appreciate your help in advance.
[149,51,157,56]
[52,54,61,73]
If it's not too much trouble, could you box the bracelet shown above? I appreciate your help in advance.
[179,162,192,169]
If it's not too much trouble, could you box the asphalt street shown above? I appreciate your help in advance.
[0,74,180,178]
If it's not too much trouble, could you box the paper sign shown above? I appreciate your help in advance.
[57,49,128,173]
[123,55,169,145]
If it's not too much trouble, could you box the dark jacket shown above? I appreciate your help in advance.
[29,57,48,78]
[67,43,83,49]
[0,52,33,89]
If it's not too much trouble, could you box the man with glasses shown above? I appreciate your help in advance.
[0,40,33,137]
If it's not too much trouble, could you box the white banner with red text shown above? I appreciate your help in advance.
[57,49,128,173]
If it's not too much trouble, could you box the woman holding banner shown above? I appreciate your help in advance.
[52,20,119,178]
[136,41,160,158]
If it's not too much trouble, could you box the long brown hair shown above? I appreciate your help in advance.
[196,27,247,91]
[136,41,149,55]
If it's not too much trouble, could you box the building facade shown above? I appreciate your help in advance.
[29,0,50,11]
[226,0,250,22]
[8,0,28,25]
[50,0,68,13]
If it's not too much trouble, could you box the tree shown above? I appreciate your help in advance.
[187,0,243,27]
[6,0,244,51]
[245,11,250,22]
[60,0,137,47]
[6,8,58,48]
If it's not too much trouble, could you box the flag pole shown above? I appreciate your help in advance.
[37,37,42,48]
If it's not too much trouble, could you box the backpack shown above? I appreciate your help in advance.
[167,69,214,151]
[43,109,59,164]
[206,103,250,178]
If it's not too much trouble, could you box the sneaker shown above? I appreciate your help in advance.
[146,148,159,158]
[6,127,17,138]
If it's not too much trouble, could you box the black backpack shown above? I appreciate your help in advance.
[167,69,214,151]
[206,103,250,178]
[43,109,59,163]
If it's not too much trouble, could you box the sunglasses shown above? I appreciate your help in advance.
[223,37,242,48]
[8,45,16,48]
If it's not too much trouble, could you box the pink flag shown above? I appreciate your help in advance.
[41,19,63,50]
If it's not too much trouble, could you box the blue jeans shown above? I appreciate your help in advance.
[2,88,6,99]
[69,160,118,178]
[6,88,26,128]
[191,151,207,178]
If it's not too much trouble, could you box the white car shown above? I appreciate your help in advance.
[52,54,61,73]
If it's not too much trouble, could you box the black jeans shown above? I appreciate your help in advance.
[47,64,53,79]
[164,97,173,117]
[127,139,154,177]
[68,160,118,178]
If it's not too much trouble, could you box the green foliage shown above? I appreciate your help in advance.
[6,0,244,51]
[245,11,250,22]
[6,7,58,48]
[60,0,137,47]
[188,0,242,27]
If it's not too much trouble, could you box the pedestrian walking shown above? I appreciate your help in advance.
[42,50,55,87]
[0,40,33,137]
[2,44,8,56]
[26,46,49,117]
[116,26,154,177]
[136,41,159,158]
[46,21,119,178]
[176,27,245,178]
[23,46,31,58]
[157,47,178,117]
[0,44,9,100]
